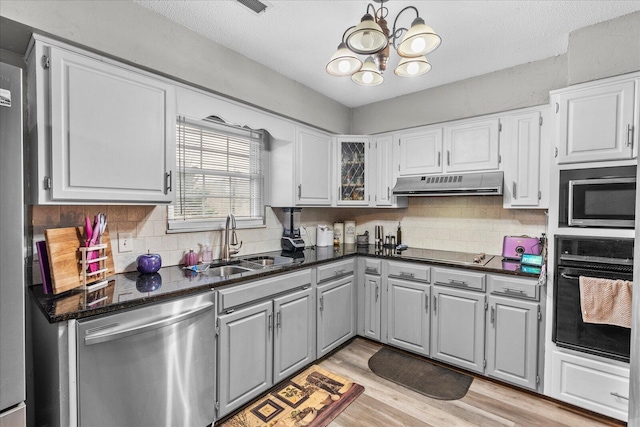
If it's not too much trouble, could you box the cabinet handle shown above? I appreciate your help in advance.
[365,267,378,274]
[433,295,437,314]
[449,279,468,287]
[627,124,634,147]
[610,392,629,400]
[165,171,172,192]
[399,272,415,278]
[512,182,517,199]
[437,151,441,167]
[555,102,559,113]
[387,186,390,199]
[447,150,451,166]
[561,273,580,280]
[335,269,345,276]
[298,184,302,199]
[268,313,272,332]
[276,311,281,329]
[319,296,324,311]
[425,295,429,312]
[491,306,495,324]
[503,287,525,294]
[301,285,310,290]
[375,284,379,301]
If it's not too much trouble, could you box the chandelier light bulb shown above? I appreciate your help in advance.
[361,31,374,49]
[338,59,352,73]
[410,37,426,55]
[351,56,384,86]
[362,72,374,84]
[406,61,420,75]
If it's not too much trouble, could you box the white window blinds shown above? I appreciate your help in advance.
[168,116,265,231]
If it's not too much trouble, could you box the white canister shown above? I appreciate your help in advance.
[333,222,344,243]
[316,225,332,247]
[344,220,356,244]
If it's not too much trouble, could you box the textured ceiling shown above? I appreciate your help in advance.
[134,0,640,108]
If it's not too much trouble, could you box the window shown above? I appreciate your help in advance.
[168,116,266,231]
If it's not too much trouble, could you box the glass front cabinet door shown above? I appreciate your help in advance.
[337,137,370,205]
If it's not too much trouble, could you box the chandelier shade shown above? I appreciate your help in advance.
[397,17,442,57]
[351,56,384,86]
[394,55,431,77]
[326,42,363,76]
[326,0,441,86]
[346,13,389,54]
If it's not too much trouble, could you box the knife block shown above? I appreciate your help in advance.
[78,244,109,293]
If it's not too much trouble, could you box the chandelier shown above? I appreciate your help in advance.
[326,0,441,86]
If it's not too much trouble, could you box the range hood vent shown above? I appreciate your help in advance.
[392,171,504,196]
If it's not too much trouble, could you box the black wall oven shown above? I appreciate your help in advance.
[553,236,633,362]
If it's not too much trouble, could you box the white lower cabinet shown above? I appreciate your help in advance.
[387,278,430,356]
[216,271,313,418]
[486,295,539,390]
[550,350,629,421]
[317,268,357,358]
[431,285,486,373]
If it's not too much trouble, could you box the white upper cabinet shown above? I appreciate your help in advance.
[398,127,443,176]
[552,75,638,164]
[397,117,500,177]
[295,127,332,206]
[27,36,175,204]
[336,136,370,206]
[502,109,545,208]
[444,118,501,173]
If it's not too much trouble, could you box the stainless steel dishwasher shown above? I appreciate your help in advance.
[76,292,216,427]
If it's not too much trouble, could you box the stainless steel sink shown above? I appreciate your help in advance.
[209,265,254,277]
[243,256,276,267]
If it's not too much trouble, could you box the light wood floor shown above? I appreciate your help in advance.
[319,338,625,427]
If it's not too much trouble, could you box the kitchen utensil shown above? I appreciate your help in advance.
[502,236,541,260]
[374,225,383,247]
[356,231,369,246]
[44,227,115,294]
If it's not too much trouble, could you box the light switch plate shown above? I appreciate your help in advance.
[118,232,133,253]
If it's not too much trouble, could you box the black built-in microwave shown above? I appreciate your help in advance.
[559,165,636,228]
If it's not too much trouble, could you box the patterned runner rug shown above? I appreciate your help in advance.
[220,365,364,427]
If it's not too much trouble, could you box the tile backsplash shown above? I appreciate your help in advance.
[30,196,547,283]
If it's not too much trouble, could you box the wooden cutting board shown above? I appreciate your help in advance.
[44,226,116,295]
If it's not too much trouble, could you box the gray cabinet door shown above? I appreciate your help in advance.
[487,295,539,390]
[273,287,315,383]
[317,276,356,357]
[217,300,273,417]
[387,279,430,356]
[431,285,485,373]
[363,274,382,341]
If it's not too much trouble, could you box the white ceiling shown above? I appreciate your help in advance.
[134,0,640,108]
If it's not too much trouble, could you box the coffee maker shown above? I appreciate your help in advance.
[281,208,305,252]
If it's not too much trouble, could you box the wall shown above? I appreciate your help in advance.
[0,0,352,134]
[351,55,568,135]
[31,199,546,280]
[568,11,640,86]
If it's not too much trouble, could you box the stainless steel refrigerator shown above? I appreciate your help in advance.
[0,62,27,427]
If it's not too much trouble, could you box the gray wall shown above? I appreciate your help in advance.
[568,11,640,86]
[0,0,352,134]
[352,11,640,135]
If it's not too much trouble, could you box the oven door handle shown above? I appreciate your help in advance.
[560,272,580,280]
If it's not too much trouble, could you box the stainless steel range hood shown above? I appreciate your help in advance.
[392,171,504,196]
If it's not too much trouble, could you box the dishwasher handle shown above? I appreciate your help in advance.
[84,302,214,346]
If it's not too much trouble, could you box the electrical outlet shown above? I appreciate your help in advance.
[118,232,133,253]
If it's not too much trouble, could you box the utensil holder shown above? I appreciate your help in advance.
[78,244,109,293]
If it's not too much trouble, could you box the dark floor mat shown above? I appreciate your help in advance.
[368,347,473,401]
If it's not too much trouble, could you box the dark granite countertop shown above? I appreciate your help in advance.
[30,244,541,323]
